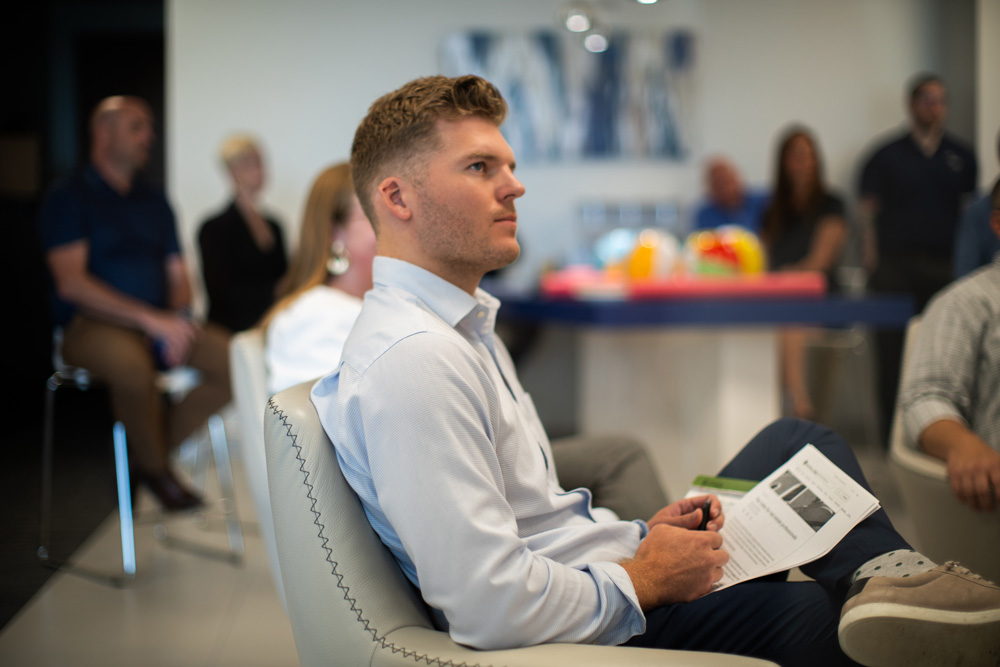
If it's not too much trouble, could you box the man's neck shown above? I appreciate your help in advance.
[376,247,482,297]
[911,125,944,157]
[92,156,134,195]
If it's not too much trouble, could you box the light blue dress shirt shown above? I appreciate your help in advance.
[311,257,647,649]
[693,190,769,233]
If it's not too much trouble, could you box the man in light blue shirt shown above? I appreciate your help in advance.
[311,75,1000,666]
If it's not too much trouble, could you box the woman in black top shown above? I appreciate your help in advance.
[762,127,848,419]
[198,135,287,332]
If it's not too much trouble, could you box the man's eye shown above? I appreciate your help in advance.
[469,162,485,172]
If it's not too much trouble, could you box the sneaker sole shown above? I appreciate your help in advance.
[839,602,1000,666]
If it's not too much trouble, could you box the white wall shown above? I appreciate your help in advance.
[168,0,965,293]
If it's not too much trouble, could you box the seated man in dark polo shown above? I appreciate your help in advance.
[39,95,231,510]
[312,74,1000,666]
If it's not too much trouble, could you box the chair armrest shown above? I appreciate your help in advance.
[889,439,948,482]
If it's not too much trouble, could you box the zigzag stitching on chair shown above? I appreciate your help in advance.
[267,398,491,667]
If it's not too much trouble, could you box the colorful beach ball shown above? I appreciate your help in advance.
[685,225,766,275]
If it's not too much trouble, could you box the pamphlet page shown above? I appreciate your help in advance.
[709,444,880,592]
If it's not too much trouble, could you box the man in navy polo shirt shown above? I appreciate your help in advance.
[39,96,231,510]
[858,74,977,445]
[692,157,768,234]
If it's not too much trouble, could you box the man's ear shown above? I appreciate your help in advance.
[990,210,1000,242]
[377,176,413,222]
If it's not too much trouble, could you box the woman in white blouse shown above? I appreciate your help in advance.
[260,163,377,395]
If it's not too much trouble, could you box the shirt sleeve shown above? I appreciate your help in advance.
[157,191,182,258]
[899,289,983,446]
[858,150,883,201]
[198,218,235,319]
[341,333,644,649]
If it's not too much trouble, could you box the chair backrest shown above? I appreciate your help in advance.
[229,328,286,609]
[263,381,433,666]
[888,316,1000,582]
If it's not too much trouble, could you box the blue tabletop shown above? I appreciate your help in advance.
[492,290,915,329]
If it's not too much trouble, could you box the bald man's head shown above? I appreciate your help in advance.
[705,157,745,211]
[90,96,155,175]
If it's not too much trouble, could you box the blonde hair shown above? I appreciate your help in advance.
[350,74,507,227]
[218,134,260,168]
[257,163,354,329]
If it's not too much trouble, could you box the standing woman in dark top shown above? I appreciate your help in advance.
[198,135,288,332]
[762,127,848,420]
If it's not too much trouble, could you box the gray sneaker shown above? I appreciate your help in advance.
[839,561,1000,666]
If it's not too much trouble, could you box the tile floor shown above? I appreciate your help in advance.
[0,447,299,667]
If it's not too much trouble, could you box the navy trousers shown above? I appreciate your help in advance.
[624,418,911,666]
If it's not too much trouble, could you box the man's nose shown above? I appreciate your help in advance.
[501,170,526,200]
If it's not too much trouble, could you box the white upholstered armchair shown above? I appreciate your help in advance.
[262,380,776,667]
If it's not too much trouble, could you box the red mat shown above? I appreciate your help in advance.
[540,269,827,301]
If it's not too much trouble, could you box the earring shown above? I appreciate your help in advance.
[327,240,350,276]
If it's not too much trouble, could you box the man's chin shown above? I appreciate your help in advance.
[489,245,520,274]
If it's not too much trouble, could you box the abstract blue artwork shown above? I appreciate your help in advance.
[440,30,695,162]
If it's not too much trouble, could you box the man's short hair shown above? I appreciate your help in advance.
[350,74,508,228]
[908,73,945,102]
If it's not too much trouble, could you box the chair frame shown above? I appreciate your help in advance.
[37,335,245,587]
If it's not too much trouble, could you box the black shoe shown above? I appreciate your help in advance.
[134,468,203,511]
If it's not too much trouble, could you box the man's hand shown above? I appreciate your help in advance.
[921,419,1000,511]
[621,524,729,611]
[944,436,1000,511]
[141,310,197,367]
[647,494,724,532]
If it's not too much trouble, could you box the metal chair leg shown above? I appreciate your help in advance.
[38,373,135,587]
[37,373,60,563]
[209,414,245,560]
[113,422,137,580]
[150,414,244,565]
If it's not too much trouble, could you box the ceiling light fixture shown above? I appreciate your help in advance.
[565,8,592,33]
[584,30,609,53]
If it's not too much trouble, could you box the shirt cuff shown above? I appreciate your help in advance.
[586,560,647,645]
[903,399,969,449]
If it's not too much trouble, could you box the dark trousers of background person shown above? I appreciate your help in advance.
[869,252,953,446]
[625,418,911,666]
[61,315,232,475]
[552,434,671,522]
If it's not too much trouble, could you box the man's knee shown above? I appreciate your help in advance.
[190,323,231,379]
[63,320,158,385]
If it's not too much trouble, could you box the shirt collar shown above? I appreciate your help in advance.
[372,256,501,330]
